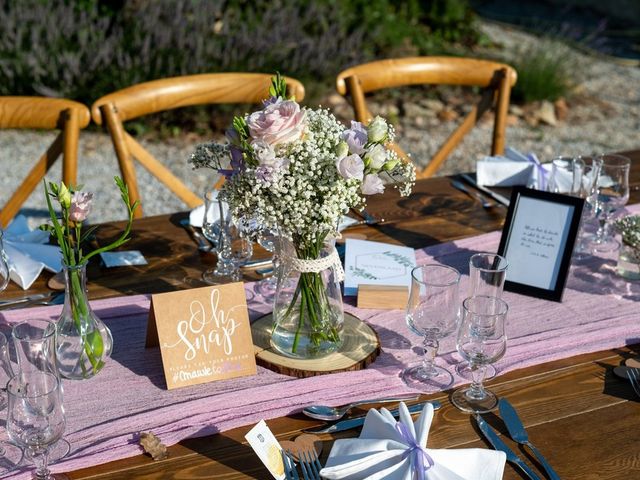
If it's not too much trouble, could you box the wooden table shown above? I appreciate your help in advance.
[8,151,640,479]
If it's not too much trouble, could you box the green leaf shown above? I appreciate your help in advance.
[86,330,104,358]
[269,72,287,98]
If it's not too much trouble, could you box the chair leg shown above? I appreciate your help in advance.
[101,103,143,217]
[492,68,512,156]
[62,108,79,189]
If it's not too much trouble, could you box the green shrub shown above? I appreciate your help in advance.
[507,39,578,104]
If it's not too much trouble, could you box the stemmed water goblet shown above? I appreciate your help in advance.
[587,154,630,253]
[402,264,460,391]
[6,371,66,480]
[254,228,279,298]
[202,189,228,252]
[455,253,507,381]
[451,295,508,414]
[0,332,23,475]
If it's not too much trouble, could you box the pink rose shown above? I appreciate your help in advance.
[361,174,385,195]
[246,100,306,146]
[336,154,364,181]
[69,191,93,222]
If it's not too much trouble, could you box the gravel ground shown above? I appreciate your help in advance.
[2,21,639,226]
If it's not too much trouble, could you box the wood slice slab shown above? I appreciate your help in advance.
[251,312,380,378]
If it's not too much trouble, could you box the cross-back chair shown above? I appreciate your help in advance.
[91,73,305,217]
[0,97,91,228]
[336,57,517,178]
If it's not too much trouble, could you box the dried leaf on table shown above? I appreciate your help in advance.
[139,431,168,460]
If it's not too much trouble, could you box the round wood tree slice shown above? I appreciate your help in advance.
[252,312,380,378]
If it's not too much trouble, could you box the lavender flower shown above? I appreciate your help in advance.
[69,192,93,222]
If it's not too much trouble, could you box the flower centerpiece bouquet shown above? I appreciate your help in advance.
[190,74,415,358]
[43,177,138,379]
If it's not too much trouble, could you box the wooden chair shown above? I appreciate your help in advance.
[0,97,91,228]
[91,73,305,218]
[336,57,517,178]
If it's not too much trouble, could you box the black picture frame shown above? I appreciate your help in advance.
[497,186,584,302]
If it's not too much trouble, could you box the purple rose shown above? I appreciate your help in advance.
[247,100,306,146]
[341,121,368,155]
[336,154,364,181]
[69,191,93,222]
[361,174,385,195]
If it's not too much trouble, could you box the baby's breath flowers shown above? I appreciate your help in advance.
[615,215,640,255]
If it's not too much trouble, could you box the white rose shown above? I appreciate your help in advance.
[361,174,385,195]
[336,154,364,181]
[251,140,277,166]
[364,144,387,171]
[367,116,388,143]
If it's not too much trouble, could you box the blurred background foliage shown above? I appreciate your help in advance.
[0,0,485,105]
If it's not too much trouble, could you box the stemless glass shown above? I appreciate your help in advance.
[456,253,507,380]
[451,296,508,414]
[7,372,65,480]
[547,157,585,196]
[402,264,460,391]
[588,154,631,252]
[0,229,10,292]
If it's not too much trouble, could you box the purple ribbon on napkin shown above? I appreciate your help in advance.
[526,153,549,191]
[396,421,434,480]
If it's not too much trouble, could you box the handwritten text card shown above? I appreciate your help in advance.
[146,283,257,390]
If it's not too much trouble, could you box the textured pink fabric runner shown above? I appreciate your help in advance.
[2,204,639,478]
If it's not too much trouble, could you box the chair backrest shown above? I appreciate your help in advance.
[0,96,91,228]
[336,57,517,178]
[91,73,305,217]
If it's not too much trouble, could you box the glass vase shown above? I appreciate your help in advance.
[616,244,640,280]
[56,262,113,379]
[271,236,344,359]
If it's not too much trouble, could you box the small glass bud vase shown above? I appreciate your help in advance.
[616,243,640,280]
[271,236,344,359]
[56,262,113,379]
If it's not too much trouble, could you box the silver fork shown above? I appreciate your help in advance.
[299,450,322,480]
[282,450,300,480]
[627,367,640,398]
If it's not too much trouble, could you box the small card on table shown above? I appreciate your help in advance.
[145,283,257,389]
[245,420,285,480]
[344,239,416,309]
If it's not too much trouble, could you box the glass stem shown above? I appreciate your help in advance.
[421,332,439,376]
[467,362,487,400]
[31,447,51,480]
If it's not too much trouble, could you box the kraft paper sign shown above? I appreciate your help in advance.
[146,283,257,390]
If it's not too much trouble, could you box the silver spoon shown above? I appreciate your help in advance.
[302,393,420,421]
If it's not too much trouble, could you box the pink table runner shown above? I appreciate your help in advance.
[2,205,639,478]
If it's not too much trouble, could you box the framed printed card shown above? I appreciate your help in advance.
[497,187,584,301]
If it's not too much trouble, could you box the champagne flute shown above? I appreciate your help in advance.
[588,154,630,253]
[7,371,66,480]
[455,253,507,380]
[451,296,507,414]
[402,264,460,391]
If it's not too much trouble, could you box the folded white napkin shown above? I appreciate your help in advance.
[320,402,506,480]
[477,147,551,189]
[3,216,62,289]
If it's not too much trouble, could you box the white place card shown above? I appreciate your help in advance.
[245,420,286,480]
[344,239,416,296]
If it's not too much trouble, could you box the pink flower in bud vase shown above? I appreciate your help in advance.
[361,174,385,195]
[247,100,306,146]
[69,192,93,222]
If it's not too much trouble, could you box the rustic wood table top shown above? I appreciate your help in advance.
[6,150,640,480]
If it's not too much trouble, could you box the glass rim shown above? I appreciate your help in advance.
[596,153,631,168]
[411,264,460,287]
[462,295,509,317]
[469,253,508,272]
[6,372,59,398]
[12,318,56,343]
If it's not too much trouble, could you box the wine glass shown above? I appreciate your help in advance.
[254,228,279,298]
[547,157,585,196]
[402,264,460,391]
[7,371,65,480]
[587,154,630,253]
[0,333,23,475]
[0,229,10,292]
[451,296,508,414]
[202,189,228,252]
[203,214,253,284]
[455,253,507,380]
[573,155,602,260]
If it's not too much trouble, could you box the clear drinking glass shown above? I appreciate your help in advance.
[402,264,460,391]
[7,372,66,480]
[548,157,585,196]
[0,332,23,475]
[588,154,630,252]
[254,228,279,298]
[202,189,229,252]
[451,296,508,414]
[456,253,508,380]
[572,155,603,260]
[0,229,10,292]
[203,213,253,285]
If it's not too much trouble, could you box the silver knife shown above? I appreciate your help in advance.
[303,400,441,434]
[499,399,561,480]
[460,174,511,207]
[0,292,56,308]
[475,414,541,480]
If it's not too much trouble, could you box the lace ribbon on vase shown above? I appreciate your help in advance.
[283,248,345,282]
